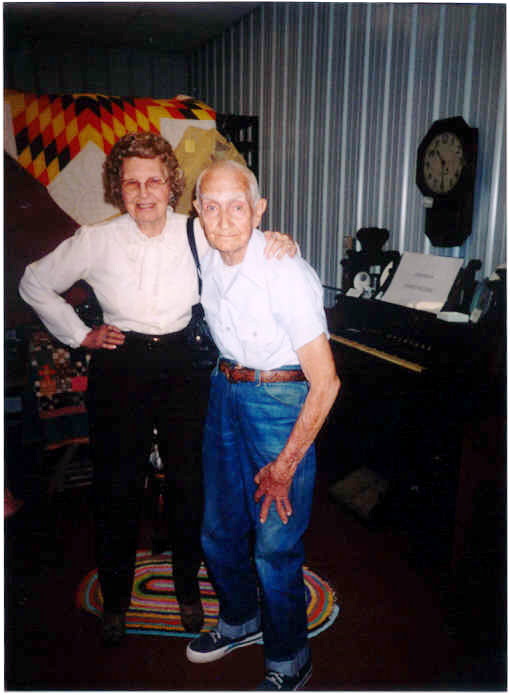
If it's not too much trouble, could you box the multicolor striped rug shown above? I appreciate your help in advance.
[77,549,340,638]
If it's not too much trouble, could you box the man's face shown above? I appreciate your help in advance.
[194,166,267,265]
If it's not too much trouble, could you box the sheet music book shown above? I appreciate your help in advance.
[381,252,463,313]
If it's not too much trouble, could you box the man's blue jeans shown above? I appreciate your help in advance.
[201,364,315,676]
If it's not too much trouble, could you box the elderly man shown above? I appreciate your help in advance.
[186,161,340,690]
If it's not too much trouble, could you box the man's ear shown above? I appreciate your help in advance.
[192,199,201,216]
[253,198,268,227]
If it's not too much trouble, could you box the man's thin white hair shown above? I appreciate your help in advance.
[195,160,261,207]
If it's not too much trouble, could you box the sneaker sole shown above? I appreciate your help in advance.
[294,666,312,690]
[186,630,263,664]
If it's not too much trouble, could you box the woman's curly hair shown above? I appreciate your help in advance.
[103,132,185,212]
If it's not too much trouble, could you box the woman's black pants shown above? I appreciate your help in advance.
[86,335,208,614]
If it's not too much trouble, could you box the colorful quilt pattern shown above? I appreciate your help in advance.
[26,329,91,447]
[29,328,90,417]
[5,90,216,187]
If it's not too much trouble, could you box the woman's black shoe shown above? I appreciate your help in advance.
[179,600,204,633]
[103,610,126,646]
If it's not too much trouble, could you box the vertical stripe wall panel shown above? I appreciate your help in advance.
[190,2,506,285]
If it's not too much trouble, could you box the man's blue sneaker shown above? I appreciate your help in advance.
[186,628,263,663]
[256,659,312,691]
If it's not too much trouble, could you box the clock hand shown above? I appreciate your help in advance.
[432,147,446,190]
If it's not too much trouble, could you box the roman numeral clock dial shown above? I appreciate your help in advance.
[416,117,478,247]
[423,133,464,193]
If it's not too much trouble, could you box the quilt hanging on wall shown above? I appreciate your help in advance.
[4,90,243,224]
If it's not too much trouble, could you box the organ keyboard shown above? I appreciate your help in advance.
[326,293,479,373]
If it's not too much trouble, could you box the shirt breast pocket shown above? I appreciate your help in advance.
[237,312,280,363]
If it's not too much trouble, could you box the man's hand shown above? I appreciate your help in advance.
[254,335,340,526]
[81,324,125,350]
[262,231,298,259]
[254,461,294,524]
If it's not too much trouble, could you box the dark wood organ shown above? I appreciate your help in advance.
[320,277,505,573]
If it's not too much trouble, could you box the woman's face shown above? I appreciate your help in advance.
[121,157,171,236]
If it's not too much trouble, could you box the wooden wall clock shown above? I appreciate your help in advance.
[416,116,478,247]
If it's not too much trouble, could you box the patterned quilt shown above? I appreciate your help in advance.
[25,329,91,448]
[4,90,217,224]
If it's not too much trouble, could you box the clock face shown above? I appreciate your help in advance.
[423,131,464,194]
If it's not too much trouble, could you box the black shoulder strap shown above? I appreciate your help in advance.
[186,216,202,295]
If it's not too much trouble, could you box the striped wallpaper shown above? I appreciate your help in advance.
[190,3,506,289]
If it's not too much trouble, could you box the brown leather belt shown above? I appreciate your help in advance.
[219,359,306,383]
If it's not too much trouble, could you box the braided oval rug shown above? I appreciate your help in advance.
[77,549,340,638]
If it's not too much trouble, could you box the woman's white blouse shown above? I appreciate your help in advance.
[19,210,209,348]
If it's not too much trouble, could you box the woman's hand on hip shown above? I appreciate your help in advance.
[81,324,125,350]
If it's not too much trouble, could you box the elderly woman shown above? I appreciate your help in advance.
[19,132,295,646]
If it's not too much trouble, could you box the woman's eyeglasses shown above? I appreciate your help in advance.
[121,177,169,195]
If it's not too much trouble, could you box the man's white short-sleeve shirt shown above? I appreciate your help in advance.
[201,229,328,370]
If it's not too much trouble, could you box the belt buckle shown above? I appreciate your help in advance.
[233,364,246,382]
[225,362,234,380]
[147,336,160,351]
[223,361,237,381]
